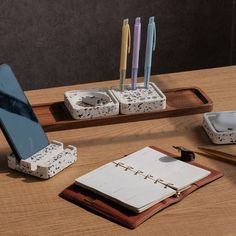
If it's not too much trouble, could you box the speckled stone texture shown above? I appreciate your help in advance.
[64,88,119,119]
[111,82,166,114]
[203,113,236,144]
[8,140,77,179]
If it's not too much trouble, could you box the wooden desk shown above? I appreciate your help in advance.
[0,67,236,236]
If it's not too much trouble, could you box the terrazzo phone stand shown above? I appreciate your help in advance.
[111,82,166,114]
[203,111,236,144]
[8,140,77,179]
[64,88,119,119]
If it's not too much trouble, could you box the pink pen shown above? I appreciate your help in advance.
[131,17,141,90]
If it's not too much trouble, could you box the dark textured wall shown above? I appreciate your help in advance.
[0,0,234,90]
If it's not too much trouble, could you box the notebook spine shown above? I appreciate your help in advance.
[112,161,179,193]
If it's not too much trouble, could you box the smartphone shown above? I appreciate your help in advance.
[0,64,49,160]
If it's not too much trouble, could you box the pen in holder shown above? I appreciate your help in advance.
[8,140,77,179]
[111,82,166,115]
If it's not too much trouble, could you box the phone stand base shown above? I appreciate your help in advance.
[111,82,166,115]
[8,140,77,179]
[203,112,236,144]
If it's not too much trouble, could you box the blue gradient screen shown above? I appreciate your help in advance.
[0,64,49,160]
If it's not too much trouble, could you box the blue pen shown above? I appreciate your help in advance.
[144,16,156,89]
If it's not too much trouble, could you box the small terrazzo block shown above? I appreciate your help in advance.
[64,88,119,120]
[8,140,77,179]
[203,112,236,144]
[111,82,166,114]
[20,141,64,171]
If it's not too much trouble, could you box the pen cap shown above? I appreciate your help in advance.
[120,19,131,70]
[132,17,141,69]
[144,16,156,67]
[149,16,155,24]
[135,17,141,24]
[123,18,129,26]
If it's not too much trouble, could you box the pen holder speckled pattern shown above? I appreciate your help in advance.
[8,140,77,179]
[111,82,166,115]
[203,112,236,144]
[64,88,119,119]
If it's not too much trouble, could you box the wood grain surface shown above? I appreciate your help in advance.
[33,87,213,132]
[0,66,236,236]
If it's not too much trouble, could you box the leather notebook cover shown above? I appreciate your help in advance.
[59,146,223,229]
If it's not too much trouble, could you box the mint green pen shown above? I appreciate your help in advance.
[144,16,156,89]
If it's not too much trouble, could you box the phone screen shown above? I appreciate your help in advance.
[0,64,49,160]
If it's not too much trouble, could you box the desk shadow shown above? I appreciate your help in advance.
[65,119,236,187]
[159,156,177,162]
[195,151,236,166]
[67,127,182,148]
[192,126,236,185]
[66,116,209,149]
[196,151,236,184]
[0,151,44,183]
[5,170,45,183]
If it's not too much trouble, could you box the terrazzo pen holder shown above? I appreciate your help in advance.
[111,82,166,114]
[203,112,236,144]
[8,140,77,179]
[64,88,119,119]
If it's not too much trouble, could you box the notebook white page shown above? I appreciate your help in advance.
[75,147,210,212]
[117,147,210,190]
[76,162,175,212]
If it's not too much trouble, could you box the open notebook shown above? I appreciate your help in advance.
[75,147,210,213]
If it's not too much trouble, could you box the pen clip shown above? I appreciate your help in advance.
[152,22,156,51]
[128,24,131,54]
[135,17,141,51]
[138,26,141,52]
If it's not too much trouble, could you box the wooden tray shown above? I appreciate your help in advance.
[33,87,213,132]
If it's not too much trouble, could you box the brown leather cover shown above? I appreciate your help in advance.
[59,146,223,229]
